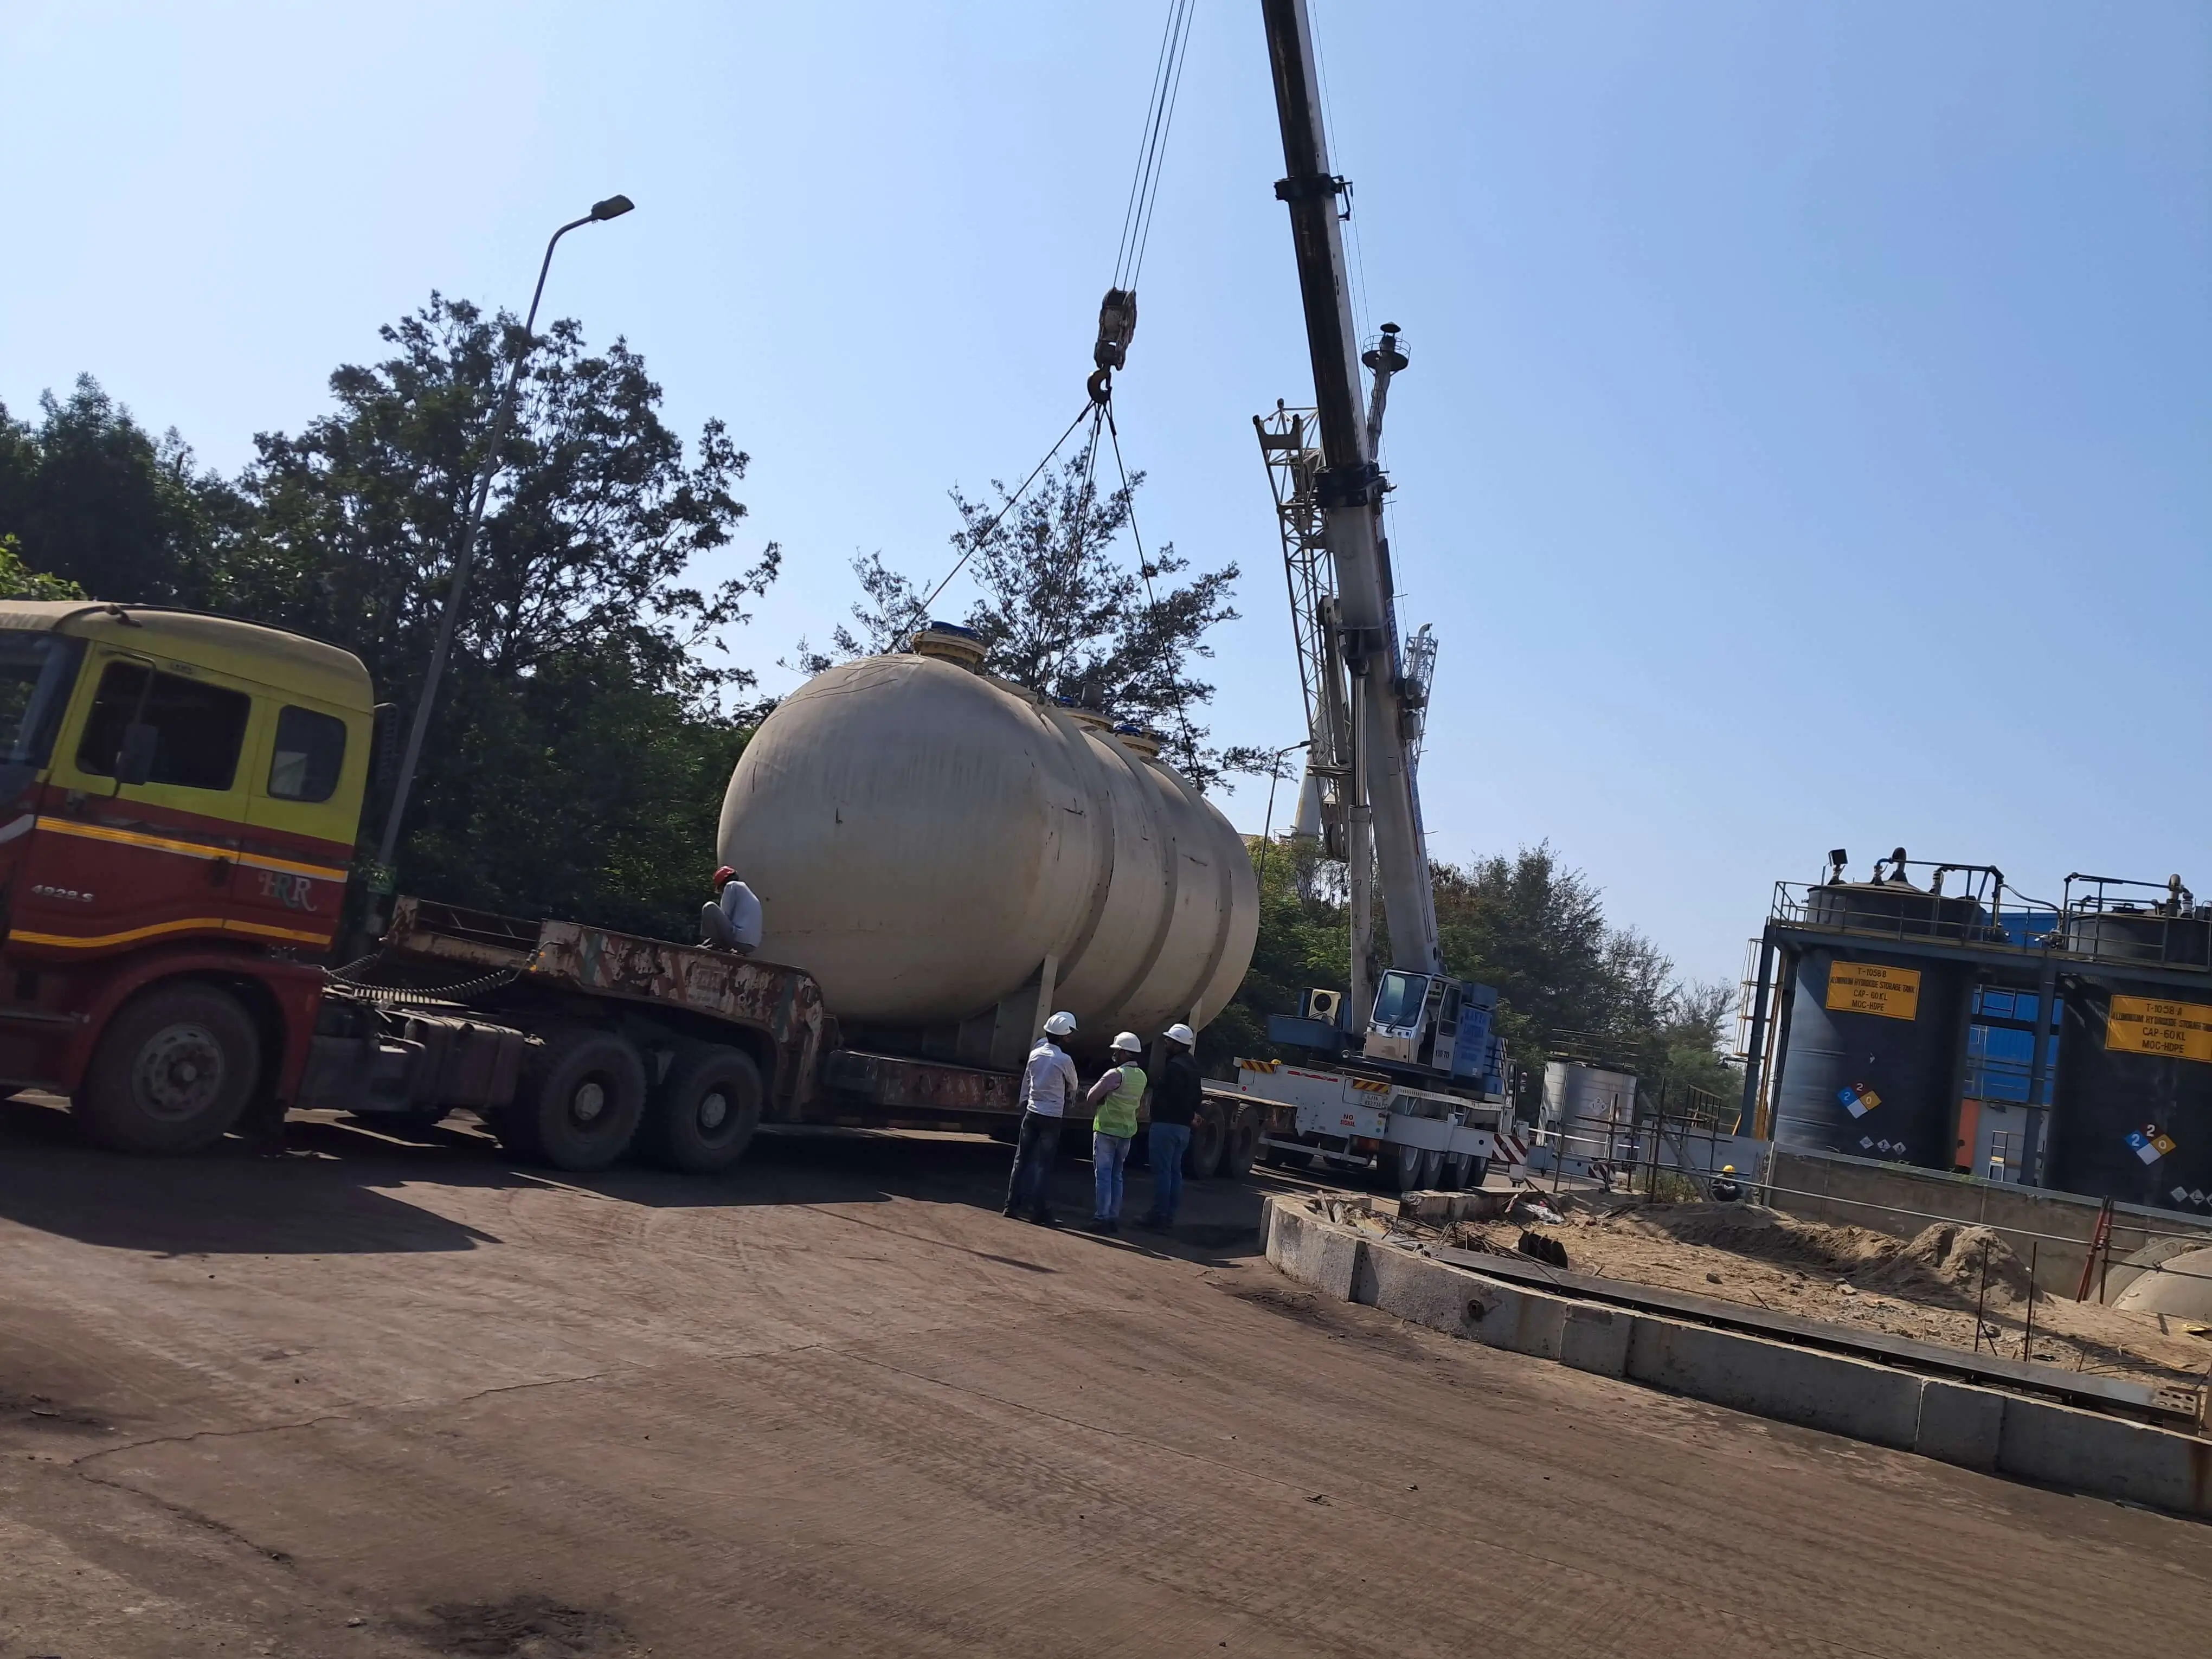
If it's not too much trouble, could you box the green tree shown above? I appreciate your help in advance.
[795,440,1264,790]
[220,293,779,935]
[1199,835,1349,1073]
[0,533,87,601]
[0,377,237,605]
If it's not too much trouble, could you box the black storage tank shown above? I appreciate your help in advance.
[2050,984,2212,1214]
[1773,945,1969,1168]
[2061,907,2212,972]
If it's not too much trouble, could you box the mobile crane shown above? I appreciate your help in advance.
[1216,0,1510,1192]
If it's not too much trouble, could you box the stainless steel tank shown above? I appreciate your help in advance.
[716,641,1257,1043]
[1542,1062,1637,1161]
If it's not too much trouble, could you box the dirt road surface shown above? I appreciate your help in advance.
[2,1097,2205,1658]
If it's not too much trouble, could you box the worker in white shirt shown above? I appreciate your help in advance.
[700,865,763,954]
[1005,1012,1079,1226]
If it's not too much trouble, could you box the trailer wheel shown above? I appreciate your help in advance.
[1220,1103,1262,1179]
[79,983,262,1155]
[640,1045,762,1175]
[1377,1141,1436,1193]
[1436,1150,1471,1191]
[506,1027,646,1171]
[1185,1097,1227,1180]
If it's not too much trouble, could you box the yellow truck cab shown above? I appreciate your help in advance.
[0,602,374,1147]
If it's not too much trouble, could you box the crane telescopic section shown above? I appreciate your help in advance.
[1257,0,1443,982]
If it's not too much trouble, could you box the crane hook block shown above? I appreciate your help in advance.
[1093,287,1137,372]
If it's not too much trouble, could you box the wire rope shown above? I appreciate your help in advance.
[917,399,1100,616]
[1111,0,1196,293]
[1104,401,1199,762]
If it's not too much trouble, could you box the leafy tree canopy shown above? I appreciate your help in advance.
[0,377,236,605]
[793,437,1264,790]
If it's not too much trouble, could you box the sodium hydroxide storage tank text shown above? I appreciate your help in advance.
[1774,944,1966,1169]
[716,629,1257,1047]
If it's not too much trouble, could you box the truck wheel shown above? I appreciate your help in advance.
[1377,1141,1435,1193]
[509,1027,646,1171]
[79,983,262,1155]
[641,1045,762,1175]
[1220,1103,1262,1179]
[1185,1097,1227,1180]
[1436,1150,1471,1191]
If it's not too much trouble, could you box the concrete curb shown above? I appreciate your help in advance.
[1262,1197,2212,1521]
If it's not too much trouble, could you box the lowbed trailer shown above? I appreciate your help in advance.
[309,898,1265,1178]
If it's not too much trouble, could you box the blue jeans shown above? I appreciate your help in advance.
[1146,1122,1191,1223]
[1092,1131,1134,1220]
[1005,1111,1062,1217]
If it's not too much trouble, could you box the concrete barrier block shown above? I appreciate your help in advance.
[1558,1306,1631,1379]
[1360,1246,1485,1334]
[1264,1201,1364,1302]
[1998,1395,2212,1517]
[1915,1380,2004,1472]
[1468,1279,1569,1361]
[1625,1317,1925,1450]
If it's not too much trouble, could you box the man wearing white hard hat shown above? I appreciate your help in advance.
[1005,1011,1079,1226]
[1141,1022,1201,1230]
[1082,1031,1147,1234]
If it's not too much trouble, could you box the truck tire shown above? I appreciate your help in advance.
[1377,1140,1436,1193]
[1220,1103,1262,1179]
[505,1027,646,1172]
[1185,1096,1227,1180]
[78,983,262,1155]
[1436,1150,1471,1190]
[640,1045,762,1175]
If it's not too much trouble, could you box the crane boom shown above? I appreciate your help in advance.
[1258,0,1443,978]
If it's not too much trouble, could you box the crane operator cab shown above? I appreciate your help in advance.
[1362,972,1505,1091]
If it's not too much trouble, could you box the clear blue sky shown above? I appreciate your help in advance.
[6,2,2207,995]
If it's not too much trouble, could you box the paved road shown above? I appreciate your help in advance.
[1,1096,2204,1657]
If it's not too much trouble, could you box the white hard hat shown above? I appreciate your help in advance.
[1166,1022,1196,1047]
[1043,1011,1077,1037]
[1111,1030,1143,1054]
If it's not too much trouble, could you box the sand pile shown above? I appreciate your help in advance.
[1883,1223,2036,1301]
[1619,1205,2036,1304]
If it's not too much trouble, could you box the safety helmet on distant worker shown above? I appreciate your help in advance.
[712,864,737,888]
[1721,1165,1737,1176]
[1043,1011,1078,1038]
[1166,1023,1196,1047]
[1111,1031,1144,1054]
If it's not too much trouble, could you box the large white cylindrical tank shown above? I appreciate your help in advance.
[716,647,1257,1040]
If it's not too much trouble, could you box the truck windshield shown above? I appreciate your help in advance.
[1370,971,1430,1028]
[0,631,85,769]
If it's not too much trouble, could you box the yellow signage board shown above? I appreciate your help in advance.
[1825,961,1920,1021]
[2106,995,2212,1064]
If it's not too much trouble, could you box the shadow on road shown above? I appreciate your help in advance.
[0,1096,1295,1263]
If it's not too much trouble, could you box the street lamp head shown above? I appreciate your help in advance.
[589,194,635,222]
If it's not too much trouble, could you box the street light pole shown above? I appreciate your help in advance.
[1253,738,1313,898]
[363,194,635,938]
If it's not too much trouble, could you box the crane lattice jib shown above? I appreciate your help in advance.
[1255,405,1349,859]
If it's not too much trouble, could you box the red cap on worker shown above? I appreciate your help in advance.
[712,865,737,887]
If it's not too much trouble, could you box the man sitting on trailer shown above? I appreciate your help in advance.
[700,865,763,955]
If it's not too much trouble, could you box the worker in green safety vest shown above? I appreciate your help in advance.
[1083,1031,1147,1234]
